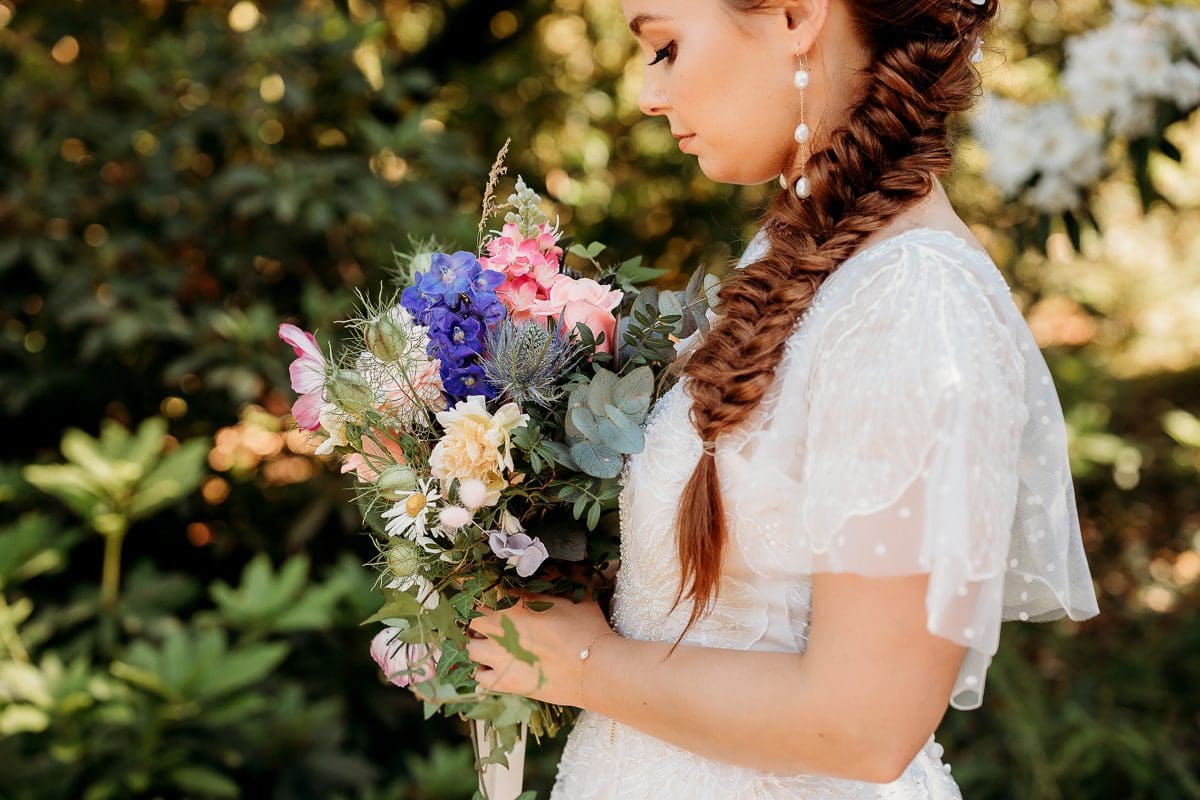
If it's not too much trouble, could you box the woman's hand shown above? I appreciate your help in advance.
[466,590,614,708]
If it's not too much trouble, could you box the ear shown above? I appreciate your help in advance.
[781,0,830,53]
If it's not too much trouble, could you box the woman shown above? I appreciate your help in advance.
[465,0,1102,796]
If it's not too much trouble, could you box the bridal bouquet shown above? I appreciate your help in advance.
[276,146,716,796]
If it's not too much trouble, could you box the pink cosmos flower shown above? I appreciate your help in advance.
[370,627,437,688]
[530,274,624,354]
[278,323,326,431]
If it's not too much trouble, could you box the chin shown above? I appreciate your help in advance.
[695,155,778,187]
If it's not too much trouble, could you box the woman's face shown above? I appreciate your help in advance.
[621,0,865,187]
[621,1,804,186]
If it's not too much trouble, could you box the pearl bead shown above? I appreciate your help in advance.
[793,122,811,144]
[793,69,810,89]
[793,176,811,198]
[779,173,788,189]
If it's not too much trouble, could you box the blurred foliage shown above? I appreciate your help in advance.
[0,0,1197,797]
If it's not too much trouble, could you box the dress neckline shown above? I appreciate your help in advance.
[743,225,995,272]
[845,226,994,269]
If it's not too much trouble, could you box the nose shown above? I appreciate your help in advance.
[638,73,669,117]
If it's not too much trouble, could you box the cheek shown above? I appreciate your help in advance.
[682,57,796,183]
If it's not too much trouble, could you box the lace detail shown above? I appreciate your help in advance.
[550,227,1100,799]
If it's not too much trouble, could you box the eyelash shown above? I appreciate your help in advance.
[647,41,676,66]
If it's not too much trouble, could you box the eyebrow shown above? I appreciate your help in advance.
[628,13,670,38]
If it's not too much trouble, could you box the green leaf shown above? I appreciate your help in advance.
[657,291,684,336]
[612,366,653,419]
[127,438,209,520]
[429,595,465,646]
[569,406,598,440]
[568,241,606,260]
[564,383,590,441]
[569,441,623,479]
[596,404,644,455]
[616,255,668,285]
[169,766,240,798]
[492,616,536,665]
[192,641,290,700]
[360,590,424,626]
[587,368,619,415]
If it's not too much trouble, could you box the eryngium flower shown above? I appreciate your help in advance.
[481,320,582,408]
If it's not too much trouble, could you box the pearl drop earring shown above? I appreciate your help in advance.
[779,49,812,199]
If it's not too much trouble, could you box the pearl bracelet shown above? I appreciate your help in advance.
[578,629,621,745]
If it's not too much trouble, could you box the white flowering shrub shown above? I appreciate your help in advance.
[971,1,1200,238]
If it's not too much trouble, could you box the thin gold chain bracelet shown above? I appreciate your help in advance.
[577,629,620,744]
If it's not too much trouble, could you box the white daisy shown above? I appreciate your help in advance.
[385,573,440,610]
[381,478,441,540]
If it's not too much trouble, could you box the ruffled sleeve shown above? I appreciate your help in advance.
[724,235,1101,710]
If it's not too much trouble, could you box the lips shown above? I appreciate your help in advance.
[677,133,695,152]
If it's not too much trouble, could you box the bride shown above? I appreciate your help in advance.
[464,0,1102,796]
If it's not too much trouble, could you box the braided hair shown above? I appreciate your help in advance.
[669,0,999,649]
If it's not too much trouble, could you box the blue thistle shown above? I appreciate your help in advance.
[481,320,583,408]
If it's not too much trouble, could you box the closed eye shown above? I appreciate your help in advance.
[647,41,676,67]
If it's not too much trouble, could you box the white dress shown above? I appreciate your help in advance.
[550,226,1101,799]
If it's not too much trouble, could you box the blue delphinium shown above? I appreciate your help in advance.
[401,251,506,403]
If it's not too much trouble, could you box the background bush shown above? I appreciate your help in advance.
[1,0,1197,797]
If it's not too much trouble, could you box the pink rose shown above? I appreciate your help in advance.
[278,323,326,431]
[530,274,624,354]
[370,627,437,687]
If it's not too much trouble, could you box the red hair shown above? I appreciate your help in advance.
[668,0,1000,652]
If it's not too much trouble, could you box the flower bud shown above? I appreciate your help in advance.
[438,505,473,531]
[365,314,409,363]
[327,369,375,417]
[386,540,423,578]
[376,465,419,500]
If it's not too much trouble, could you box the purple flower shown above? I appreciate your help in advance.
[402,251,508,404]
[444,363,493,399]
[487,531,549,577]
[426,251,482,306]
[471,267,505,294]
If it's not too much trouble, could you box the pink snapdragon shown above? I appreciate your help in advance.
[369,627,437,688]
[278,323,326,431]
[530,274,624,354]
[480,222,564,322]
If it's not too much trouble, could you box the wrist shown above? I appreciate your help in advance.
[578,629,622,712]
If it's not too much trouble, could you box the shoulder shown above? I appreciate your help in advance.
[798,228,1026,405]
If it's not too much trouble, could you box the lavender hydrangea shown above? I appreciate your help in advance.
[401,251,506,403]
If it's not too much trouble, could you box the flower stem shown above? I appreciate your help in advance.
[101,530,126,611]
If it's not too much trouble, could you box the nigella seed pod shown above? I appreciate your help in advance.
[376,465,419,500]
[364,315,409,363]
[386,540,423,578]
[327,369,375,417]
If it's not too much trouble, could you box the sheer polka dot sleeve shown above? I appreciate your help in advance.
[723,236,1101,710]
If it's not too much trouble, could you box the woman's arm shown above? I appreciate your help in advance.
[583,572,966,782]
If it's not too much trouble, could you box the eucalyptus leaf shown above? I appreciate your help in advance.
[612,365,654,419]
[587,368,619,415]
[570,441,623,479]
[596,404,644,454]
